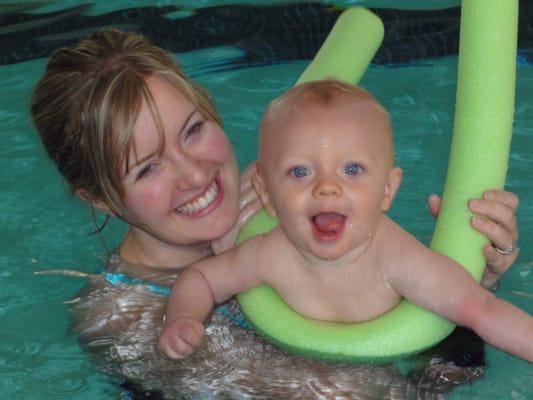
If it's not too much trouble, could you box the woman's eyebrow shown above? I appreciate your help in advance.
[127,109,199,173]
[179,109,198,133]
[128,153,156,171]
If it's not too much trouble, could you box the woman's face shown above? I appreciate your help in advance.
[119,75,240,251]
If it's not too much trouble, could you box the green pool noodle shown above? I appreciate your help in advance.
[430,0,518,279]
[237,1,517,362]
[296,7,384,85]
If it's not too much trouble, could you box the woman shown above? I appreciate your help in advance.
[31,29,519,399]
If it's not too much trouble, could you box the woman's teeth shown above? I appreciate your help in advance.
[176,181,219,214]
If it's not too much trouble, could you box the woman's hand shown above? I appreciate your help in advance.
[211,163,262,255]
[428,190,519,289]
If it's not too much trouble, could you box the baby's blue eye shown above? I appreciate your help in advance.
[344,163,361,176]
[290,166,309,178]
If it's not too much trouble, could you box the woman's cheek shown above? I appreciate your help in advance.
[202,128,233,163]
[124,180,169,217]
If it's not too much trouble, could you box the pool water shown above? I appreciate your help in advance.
[0,1,531,399]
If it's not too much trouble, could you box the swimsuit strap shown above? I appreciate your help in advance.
[215,303,253,330]
[103,272,252,330]
[104,272,172,296]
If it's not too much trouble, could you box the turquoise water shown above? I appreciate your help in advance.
[0,1,531,399]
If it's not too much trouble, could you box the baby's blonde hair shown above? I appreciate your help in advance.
[31,29,222,215]
[259,80,393,167]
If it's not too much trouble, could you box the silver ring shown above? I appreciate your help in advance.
[494,244,519,255]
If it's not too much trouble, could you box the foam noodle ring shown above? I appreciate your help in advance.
[237,2,518,362]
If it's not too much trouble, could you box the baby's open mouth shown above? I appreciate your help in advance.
[311,212,346,241]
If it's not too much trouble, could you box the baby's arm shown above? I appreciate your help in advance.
[386,232,533,362]
[158,237,266,359]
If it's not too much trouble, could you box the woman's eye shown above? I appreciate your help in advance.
[136,164,153,180]
[344,163,361,176]
[290,166,309,178]
[186,120,204,138]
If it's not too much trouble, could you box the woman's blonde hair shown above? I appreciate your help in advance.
[31,28,222,216]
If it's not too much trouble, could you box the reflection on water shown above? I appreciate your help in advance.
[70,269,484,399]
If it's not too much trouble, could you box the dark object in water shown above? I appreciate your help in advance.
[1,1,532,68]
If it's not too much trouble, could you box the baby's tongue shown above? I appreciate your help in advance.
[313,212,345,233]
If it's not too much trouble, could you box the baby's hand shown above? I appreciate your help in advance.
[157,315,205,359]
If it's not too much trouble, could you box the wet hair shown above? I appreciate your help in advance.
[30,28,222,216]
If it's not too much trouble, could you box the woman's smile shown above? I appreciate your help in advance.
[175,174,224,218]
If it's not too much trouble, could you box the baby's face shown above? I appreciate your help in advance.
[256,97,401,261]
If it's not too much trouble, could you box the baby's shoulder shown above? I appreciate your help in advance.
[377,218,432,264]
[235,227,296,272]
[379,217,421,247]
[238,226,284,250]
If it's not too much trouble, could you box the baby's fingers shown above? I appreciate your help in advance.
[158,318,205,359]
[159,335,194,360]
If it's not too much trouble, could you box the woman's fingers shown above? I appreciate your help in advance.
[427,194,442,218]
[470,190,520,289]
[211,163,262,254]
[480,243,519,290]
[428,189,519,290]
[469,193,518,243]
[482,189,519,211]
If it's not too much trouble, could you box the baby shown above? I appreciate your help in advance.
[158,80,533,362]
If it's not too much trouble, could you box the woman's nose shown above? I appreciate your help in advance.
[171,152,208,190]
[312,176,343,198]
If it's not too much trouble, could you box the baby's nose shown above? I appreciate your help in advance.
[312,177,343,197]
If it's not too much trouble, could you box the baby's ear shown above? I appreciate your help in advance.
[382,167,403,211]
[76,188,116,216]
[251,166,277,218]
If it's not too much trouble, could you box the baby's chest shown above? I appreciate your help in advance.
[274,269,401,323]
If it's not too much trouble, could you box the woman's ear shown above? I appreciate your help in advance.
[76,189,116,216]
[251,165,277,218]
[382,167,403,211]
